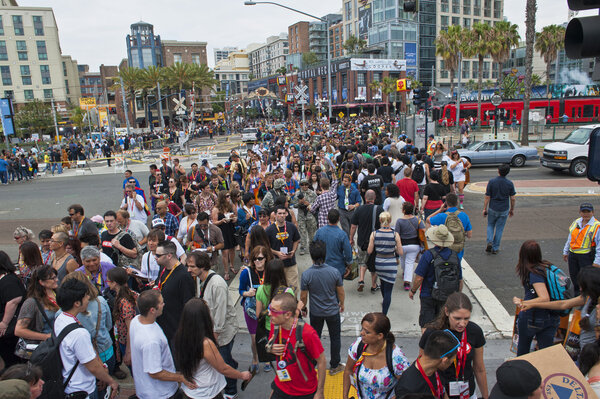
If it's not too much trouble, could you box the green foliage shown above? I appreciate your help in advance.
[436,25,464,96]
[70,106,85,133]
[343,35,367,54]
[14,100,53,137]
[211,91,225,114]
[302,52,319,66]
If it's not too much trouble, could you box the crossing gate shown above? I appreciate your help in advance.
[113,157,126,174]
[198,146,215,161]
[75,160,93,175]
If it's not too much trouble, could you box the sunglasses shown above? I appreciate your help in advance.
[268,304,287,316]
[154,253,168,258]
[255,256,266,261]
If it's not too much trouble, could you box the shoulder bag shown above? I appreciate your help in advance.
[242,267,257,320]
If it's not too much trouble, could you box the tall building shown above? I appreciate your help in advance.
[288,14,342,64]
[288,22,310,55]
[249,33,288,79]
[161,40,207,67]
[126,21,162,69]
[0,1,80,106]
[214,46,238,64]
[214,50,250,97]
[329,21,344,59]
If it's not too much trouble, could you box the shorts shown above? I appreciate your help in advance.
[357,247,376,273]
[419,296,445,327]
[271,381,316,399]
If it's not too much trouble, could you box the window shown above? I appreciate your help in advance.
[0,40,6,61]
[497,141,514,150]
[342,72,347,88]
[583,104,594,118]
[21,65,31,85]
[463,0,471,14]
[173,53,182,63]
[479,142,496,151]
[24,89,34,100]
[440,60,448,78]
[472,61,478,78]
[463,18,471,28]
[345,1,352,20]
[1,66,11,85]
[441,15,449,28]
[44,89,53,99]
[65,79,70,94]
[441,0,449,12]
[473,0,481,15]
[452,0,460,13]
[13,15,23,35]
[192,54,201,65]
[16,40,27,60]
[357,72,366,86]
[462,60,470,79]
[452,16,460,26]
[40,65,51,84]
[0,16,4,35]
[484,0,491,17]
[33,16,44,35]
[37,41,48,60]
[493,0,501,18]
[4,90,13,98]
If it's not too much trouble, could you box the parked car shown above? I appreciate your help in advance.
[457,139,539,167]
[240,127,260,142]
[540,124,596,177]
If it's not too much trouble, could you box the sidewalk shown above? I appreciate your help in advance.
[466,178,600,196]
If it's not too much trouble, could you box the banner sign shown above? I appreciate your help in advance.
[350,58,407,71]
[0,98,15,136]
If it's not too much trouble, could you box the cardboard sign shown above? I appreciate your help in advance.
[515,344,598,399]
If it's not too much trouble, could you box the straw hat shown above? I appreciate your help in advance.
[425,225,454,247]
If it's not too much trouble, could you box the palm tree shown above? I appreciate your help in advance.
[189,63,218,125]
[141,65,166,128]
[463,22,493,125]
[369,80,381,115]
[521,0,537,146]
[435,25,463,97]
[380,77,397,115]
[115,66,143,127]
[489,21,520,88]
[535,24,565,94]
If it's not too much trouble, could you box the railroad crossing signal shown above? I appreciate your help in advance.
[173,98,187,115]
[294,85,309,105]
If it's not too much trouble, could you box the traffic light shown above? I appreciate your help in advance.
[403,1,417,12]
[413,88,422,107]
[565,0,600,59]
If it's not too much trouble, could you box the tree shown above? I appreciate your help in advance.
[14,100,53,137]
[436,25,464,97]
[521,0,537,146]
[489,21,520,88]
[380,77,397,115]
[500,73,542,98]
[211,91,225,114]
[343,35,367,54]
[114,66,143,127]
[275,66,287,75]
[302,52,319,66]
[369,80,382,115]
[463,22,493,125]
[70,106,86,134]
[535,24,565,94]
[141,65,166,127]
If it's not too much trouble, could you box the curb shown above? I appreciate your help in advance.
[465,181,600,197]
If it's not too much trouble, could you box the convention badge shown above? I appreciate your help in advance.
[280,247,288,254]
[276,368,291,382]
[449,381,469,398]
[278,360,287,369]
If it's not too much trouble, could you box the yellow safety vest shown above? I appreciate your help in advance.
[569,219,600,254]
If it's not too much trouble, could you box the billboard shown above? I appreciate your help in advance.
[350,58,407,71]
[79,97,96,109]
[0,98,15,136]
[358,4,372,40]
[405,43,417,67]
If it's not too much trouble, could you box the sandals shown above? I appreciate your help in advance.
[224,273,231,281]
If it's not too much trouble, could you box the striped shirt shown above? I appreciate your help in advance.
[374,228,398,284]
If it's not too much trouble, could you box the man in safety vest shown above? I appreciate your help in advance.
[426,135,437,156]
[562,202,600,295]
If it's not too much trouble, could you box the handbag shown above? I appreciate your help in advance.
[464,168,471,185]
[365,206,378,272]
[242,267,257,320]
[344,250,360,281]
[255,313,276,363]
[15,299,53,360]
[564,309,581,360]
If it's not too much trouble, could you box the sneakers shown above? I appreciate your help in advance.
[223,394,238,399]
[371,284,380,293]
[404,282,411,291]
[113,368,127,380]
[485,242,493,253]
[329,363,346,376]
[264,363,273,372]
[491,249,499,254]
[459,203,464,210]
[358,281,365,292]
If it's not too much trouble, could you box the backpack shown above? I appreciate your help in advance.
[30,323,83,399]
[430,248,461,302]
[293,319,317,381]
[355,340,396,398]
[444,211,466,253]
[412,162,425,183]
[540,265,573,316]
[114,230,142,270]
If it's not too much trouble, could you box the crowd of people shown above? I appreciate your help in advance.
[0,118,598,399]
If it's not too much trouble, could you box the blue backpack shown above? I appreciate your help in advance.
[545,265,573,316]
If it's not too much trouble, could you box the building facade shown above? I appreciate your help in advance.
[288,21,310,56]
[214,46,238,65]
[126,21,162,69]
[214,50,250,98]
[329,21,344,59]
[0,2,80,106]
[161,40,207,67]
[249,33,289,79]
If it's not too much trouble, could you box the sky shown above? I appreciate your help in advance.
[18,0,599,71]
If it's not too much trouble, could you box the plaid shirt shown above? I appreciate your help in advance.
[311,179,339,228]
[154,213,180,237]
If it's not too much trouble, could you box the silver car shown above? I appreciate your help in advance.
[457,139,539,167]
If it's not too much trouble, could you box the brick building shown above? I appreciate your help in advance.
[161,40,207,67]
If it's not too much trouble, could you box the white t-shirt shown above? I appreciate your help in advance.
[130,316,178,399]
[171,237,185,259]
[100,252,115,266]
[449,157,468,183]
[121,194,148,224]
[182,356,226,399]
[126,219,150,246]
[53,313,97,395]
[177,216,198,244]
[141,252,160,281]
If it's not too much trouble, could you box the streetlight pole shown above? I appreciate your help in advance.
[244,1,332,124]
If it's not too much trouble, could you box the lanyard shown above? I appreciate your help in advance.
[128,196,136,213]
[158,262,179,290]
[74,219,84,238]
[352,342,386,374]
[88,270,102,289]
[278,317,298,361]
[276,223,288,245]
[47,293,58,308]
[454,330,468,380]
[63,311,81,325]
[416,358,443,399]
[256,269,265,285]
[42,250,53,265]
[191,171,199,182]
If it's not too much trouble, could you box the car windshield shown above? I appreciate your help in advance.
[467,142,481,150]
[563,128,592,145]
[242,129,257,134]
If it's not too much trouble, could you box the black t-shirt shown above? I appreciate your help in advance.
[351,204,382,250]
[156,264,195,341]
[100,230,136,265]
[423,183,448,202]
[76,218,98,239]
[266,222,301,267]
[361,174,384,205]
[378,165,394,184]
[395,362,443,398]
[419,323,486,396]
[0,273,25,333]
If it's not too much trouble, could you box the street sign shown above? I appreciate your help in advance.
[490,94,502,107]
[173,98,187,113]
[294,85,309,102]
[338,112,345,118]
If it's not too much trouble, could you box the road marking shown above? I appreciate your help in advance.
[461,258,513,337]
[481,168,538,172]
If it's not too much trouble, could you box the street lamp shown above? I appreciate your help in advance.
[244,1,333,124]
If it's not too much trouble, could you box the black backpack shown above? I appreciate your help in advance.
[430,248,461,302]
[30,323,83,399]
[355,340,396,398]
[412,162,425,183]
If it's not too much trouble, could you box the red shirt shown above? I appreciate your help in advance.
[397,178,419,205]
[269,322,324,396]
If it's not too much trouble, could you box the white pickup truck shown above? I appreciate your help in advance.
[540,124,596,177]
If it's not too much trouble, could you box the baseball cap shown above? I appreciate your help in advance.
[152,218,166,228]
[580,203,594,212]
[489,360,541,399]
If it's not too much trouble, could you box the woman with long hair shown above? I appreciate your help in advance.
[515,265,600,357]
[0,250,26,367]
[238,245,272,373]
[18,241,44,287]
[395,202,425,291]
[106,267,138,371]
[421,170,447,219]
[212,190,238,281]
[579,343,600,397]
[308,172,322,195]
[291,162,302,181]
[14,226,34,277]
[14,266,59,360]
[512,240,560,355]
[449,150,471,209]
[342,312,409,399]
[66,237,82,266]
[173,298,251,399]
[255,259,293,333]
[177,204,198,246]
[245,165,262,204]
[438,161,455,195]
[420,292,489,399]
[167,177,184,215]
[432,142,449,169]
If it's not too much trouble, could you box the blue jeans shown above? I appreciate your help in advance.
[310,313,341,368]
[0,170,6,184]
[218,337,238,395]
[487,208,510,251]
[516,310,560,356]
[380,280,394,315]
[568,251,595,296]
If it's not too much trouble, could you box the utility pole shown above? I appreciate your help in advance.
[157,80,165,130]
[119,75,132,137]
[103,86,113,135]
[51,98,59,143]
[456,52,462,133]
